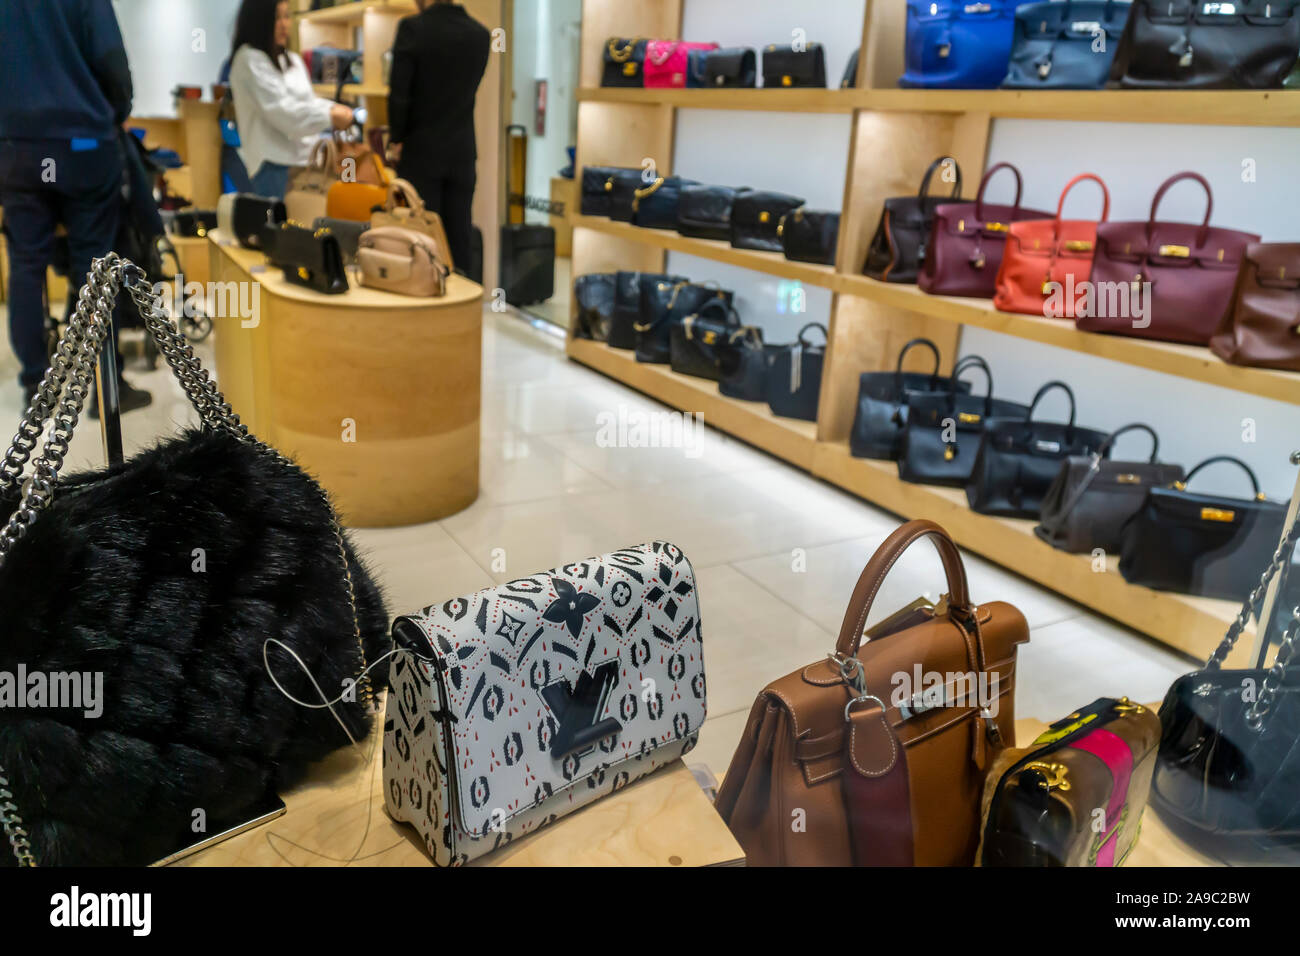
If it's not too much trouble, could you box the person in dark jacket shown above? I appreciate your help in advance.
[388,0,491,271]
[0,0,151,412]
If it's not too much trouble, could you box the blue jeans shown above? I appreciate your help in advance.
[249,161,291,200]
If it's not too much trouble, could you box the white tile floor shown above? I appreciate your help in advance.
[0,303,1196,781]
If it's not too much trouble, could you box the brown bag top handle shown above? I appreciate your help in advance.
[974,162,1023,223]
[385,178,426,214]
[310,138,339,173]
[835,519,973,659]
[1147,171,1213,248]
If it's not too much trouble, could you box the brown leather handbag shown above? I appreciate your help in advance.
[1209,242,1300,371]
[715,520,1029,866]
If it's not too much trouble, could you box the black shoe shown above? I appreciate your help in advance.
[88,380,153,420]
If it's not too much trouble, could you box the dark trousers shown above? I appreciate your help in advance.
[398,162,476,274]
[1,137,124,389]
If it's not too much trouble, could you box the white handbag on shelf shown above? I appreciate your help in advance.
[383,542,707,866]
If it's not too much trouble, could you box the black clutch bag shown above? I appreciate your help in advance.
[636,280,732,364]
[263,222,349,295]
[609,271,685,350]
[677,185,737,241]
[898,355,1030,487]
[173,210,218,238]
[1035,424,1186,554]
[581,166,635,218]
[574,272,616,341]
[719,332,777,402]
[1120,456,1289,600]
[608,169,652,223]
[669,299,743,380]
[966,381,1110,520]
[633,175,699,230]
[731,189,806,253]
[312,216,369,265]
[602,37,648,87]
[863,156,963,283]
[762,42,828,87]
[234,194,287,250]
[848,338,971,461]
[780,209,840,265]
[766,322,827,421]
[702,47,758,87]
[1151,517,1300,838]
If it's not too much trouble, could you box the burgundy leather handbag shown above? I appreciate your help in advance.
[1081,173,1260,345]
[1209,243,1300,371]
[919,163,1050,299]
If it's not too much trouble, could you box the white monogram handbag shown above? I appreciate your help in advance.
[382,542,707,866]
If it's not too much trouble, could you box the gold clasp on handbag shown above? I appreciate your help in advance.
[1064,240,1093,252]
[782,74,793,86]
[1201,507,1236,522]
[984,222,1009,233]
[1024,761,1071,792]
[1113,697,1146,714]
[1115,473,1142,484]
[958,412,981,424]
[1158,244,1191,258]
[759,210,772,224]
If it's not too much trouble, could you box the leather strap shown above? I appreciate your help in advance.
[1026,380,1077,427]
[843,701,913,866]
[1148,171,1213,248]
[1055,173,1111,226]
[834,519,973,658]
[1183,455,1262,497]
[917,156,962,202]
[384,178,426,214]
[974,162,1024,223]
[1099,422,1159,462]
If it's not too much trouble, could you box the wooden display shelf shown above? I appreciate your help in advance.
[577,86,860,113]
[298,0,414,25]
[574,216,840,290]
[567,337,819,470]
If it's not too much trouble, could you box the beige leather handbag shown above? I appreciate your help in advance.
[357,226,450,298]
[285,139,337,225]
[370,179,455,271]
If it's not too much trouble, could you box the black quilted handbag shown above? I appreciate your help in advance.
[677,185,738,241]
[0,256,389,867]
[848,337,970,461]
[574,272,616,341]
[1152,518,1300,837]
[668,298,743,380]
[779,209,841,265]
[635,280,732,364]
[602,37,649,87]
[633,175,699,230]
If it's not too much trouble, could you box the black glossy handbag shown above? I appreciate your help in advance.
[966,381,1110,520]
[1110,0,1300,88]
[1035,423,1186,554]
[580,166,636,217]
[766,322,827,421]
[173,209,218,238]
[0,255,387,866]
[574,272,616,341]
[262,221,349,295]
[702,47,758,87]
[1002,0,1133,89]
[602,37,649,87]
[233,194,286,250]
[609,271,686,350]
[669,299,743,380]
[841,47,861,87]
[898,355,1030,487]
[633,175,699,230]
[312,216,369,265]
[635,280,732,364]
[1120,456,1289,600]
[677,185,738,241]
[780,209,841,265]
[848,338,971,461]
[1151,518,1300,837]
[863,157,963,283]
[762,42,828,87]
[732,189,806,253]
[719,332,777,402]
[608,169,652,223]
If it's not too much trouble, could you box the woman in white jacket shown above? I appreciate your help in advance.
[228,0,353,198]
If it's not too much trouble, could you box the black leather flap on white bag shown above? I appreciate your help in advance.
[382,542,707,866]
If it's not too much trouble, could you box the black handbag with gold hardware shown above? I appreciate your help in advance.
[677,184,738,241]
[780,209,841,265]
[849,338,972,461]
[608,169,652,223]
[1119,456,1288,600]
[863,156,964,283]
[702,47,758,87]
[762,42,827,87]
[1035,423,1186,554]
[635,280,732,364]
[633,176,699,230]
[574,272,616,341]
[669,299,743,380]
[232,194,287,250]
[732,189,806,252]
[609,270,686,351]
[719,330,776,401]
[580,165,636,217]
[602,37,649,87]
[262,222,349,295]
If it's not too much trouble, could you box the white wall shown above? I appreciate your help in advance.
[112,0,244,117]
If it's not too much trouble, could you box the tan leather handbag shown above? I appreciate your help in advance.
[285,139,337,225]
[715,519,1029,866]
[357,226,449,298]
[326,147,392,223]
[370,178,455,272]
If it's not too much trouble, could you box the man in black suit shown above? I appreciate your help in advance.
[388,0,491,273]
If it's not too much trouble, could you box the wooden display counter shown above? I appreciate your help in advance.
[208,231,483,527]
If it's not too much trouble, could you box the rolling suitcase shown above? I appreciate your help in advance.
[500,224,555,306]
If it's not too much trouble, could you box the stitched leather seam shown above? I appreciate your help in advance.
[849,710,898,777]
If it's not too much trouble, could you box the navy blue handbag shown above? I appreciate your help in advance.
[900,0,1017,88]
[687,49,708,88]
[633,176,699,231]
[1002,0,1133,89]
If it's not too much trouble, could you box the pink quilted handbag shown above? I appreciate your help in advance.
[644,40,720,88]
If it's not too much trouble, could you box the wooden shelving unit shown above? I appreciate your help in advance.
[298,0,415,26]
[567,0,1295,659]
[294,0,412,109]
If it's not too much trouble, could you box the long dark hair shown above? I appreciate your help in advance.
[231,0,288,72]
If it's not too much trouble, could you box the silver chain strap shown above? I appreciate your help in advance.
[1204,522,1300,733]
[0,255,374,867]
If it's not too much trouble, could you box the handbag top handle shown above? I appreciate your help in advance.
[384,178,426,214]
[917,156,963,202]
[797,321,829,348]
[947,354,995,412]
[1179,455,1265,500]
[974,162,1024,223]
[1147,171,1214,248]
[1026,380,1078,427]
[833,519,976,660]
[1098,422,1160,463]
[895,337,942,383]
[309,137,339,173]
[1055,173,1111,226]
[688,296,739,326]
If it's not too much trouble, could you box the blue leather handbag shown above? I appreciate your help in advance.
[900,0,1017,88]
[1002,0,1133,88]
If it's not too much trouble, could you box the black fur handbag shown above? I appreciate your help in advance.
[0,256,390,867]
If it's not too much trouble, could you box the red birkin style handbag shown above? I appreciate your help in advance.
[644,40,720,88]
[994,173,1110,319]
[918,162,1050,299]
[1081,172,1260,345]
